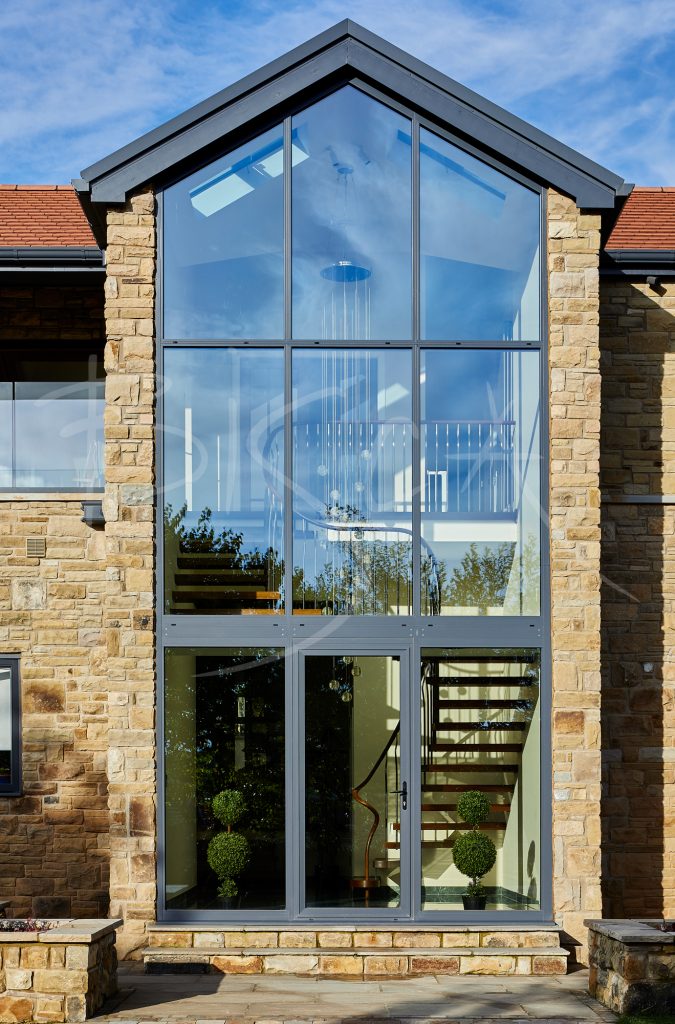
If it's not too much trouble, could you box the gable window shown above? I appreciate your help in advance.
[0,350,104,490]
[0,658,20,797]
[158,81,547,922]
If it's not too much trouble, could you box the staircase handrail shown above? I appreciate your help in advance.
[351,722,401,886]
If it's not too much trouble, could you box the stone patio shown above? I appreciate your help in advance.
[95,965,615,1022]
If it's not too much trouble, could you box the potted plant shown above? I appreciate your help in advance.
[207,789,249,908]
[452,790,497,910]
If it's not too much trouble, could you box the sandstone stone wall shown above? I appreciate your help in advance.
[102,191,156,958]
[548,191,603,958]
[0,276,107,918]
[599,276,675,920]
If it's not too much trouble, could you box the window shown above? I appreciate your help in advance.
[292,87,412,340]
[0,350,104,490]
[0,658,21,796]
[163,347,285,614]
[421,349,540,616]
[163,126,285,340]
[420,128,540,340]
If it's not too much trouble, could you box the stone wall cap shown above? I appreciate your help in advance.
[37,917,123,942]
[585,919,675,944]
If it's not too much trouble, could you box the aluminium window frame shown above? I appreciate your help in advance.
[0,656,22,797]
[155,77,552,925]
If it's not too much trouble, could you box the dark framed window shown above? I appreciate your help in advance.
[0,658,21,796]
[0,349,104,491]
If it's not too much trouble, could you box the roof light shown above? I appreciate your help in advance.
[189,131,308,217]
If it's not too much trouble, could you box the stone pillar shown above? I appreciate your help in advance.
[103,191,156,958]
[548,190,602,960]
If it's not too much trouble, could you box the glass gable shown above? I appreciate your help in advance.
[163,126,285,339]
[291,87,412,340]
[420,128,540,341]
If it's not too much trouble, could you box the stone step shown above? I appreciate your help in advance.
[143,944,569,977]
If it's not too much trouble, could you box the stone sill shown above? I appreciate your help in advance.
[0,918,122,943]
[149,922,560,932]
[585,918,675,944]
[145,945,568,957]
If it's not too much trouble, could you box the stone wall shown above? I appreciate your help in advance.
[0,919,119,1023]
[0,273,108,919]
[599,276,675,919]
[587,919,675,1014]
[102,191,157,958]
[548,191,603,959]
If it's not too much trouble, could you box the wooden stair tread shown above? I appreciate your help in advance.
[422,655,536,664]
[422,764,519,773]
[173,588,280,599]
[433,722,528,732]
[422,784,514,793]
[431,742,523,752]
[393,821,506,831]
[421,802,510,812]
[424,675,535,686]
[437,699,534,710]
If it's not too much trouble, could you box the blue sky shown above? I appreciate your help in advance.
[1,0,674,185]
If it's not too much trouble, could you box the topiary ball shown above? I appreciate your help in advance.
[207,831,249,881]
[453,830,496,882]
[456,790,491,826]
[212,789,247,828]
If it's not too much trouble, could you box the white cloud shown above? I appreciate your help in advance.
[0,0,673,183]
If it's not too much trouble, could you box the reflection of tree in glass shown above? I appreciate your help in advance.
[442,534,539,614]
[164,503,283,605]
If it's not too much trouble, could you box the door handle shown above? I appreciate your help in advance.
[394,781,408,811]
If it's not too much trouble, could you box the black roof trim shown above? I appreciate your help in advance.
[602,249,675,276]
[77,20,626,216]
[0,246,104,272]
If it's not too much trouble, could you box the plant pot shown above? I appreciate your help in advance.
[462,894,487,910]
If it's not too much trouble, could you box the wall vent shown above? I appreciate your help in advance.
[26,537,46,559]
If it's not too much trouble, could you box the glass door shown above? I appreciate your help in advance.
[300,650,411,918]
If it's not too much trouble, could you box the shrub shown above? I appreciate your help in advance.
[207,831,249,879]
[456,790,491,826]
[452,830,496,885]
[212,789,247,829]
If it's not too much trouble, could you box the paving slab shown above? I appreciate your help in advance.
[95,968,614,1022]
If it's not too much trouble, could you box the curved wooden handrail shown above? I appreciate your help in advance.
[351,722,400,886]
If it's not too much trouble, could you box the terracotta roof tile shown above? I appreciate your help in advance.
[0,185,97,246]
[606,186,675,250]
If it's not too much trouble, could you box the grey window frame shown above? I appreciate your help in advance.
[0,656,22,797]
[156,78,552,925]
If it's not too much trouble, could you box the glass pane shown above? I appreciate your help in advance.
[14,377,104,489]
[421,129,540,340]
[163,348,284,614]
[421,350,540,616]
[0,668,12,787]
[292,349,412,615]
[420,649,540,911]
[292,87,411,340]
[0,384,12,487]
[163,126,284,339]
[305,654,401,909]
[164,647,285,911]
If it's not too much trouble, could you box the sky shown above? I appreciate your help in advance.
[1,0,674,186]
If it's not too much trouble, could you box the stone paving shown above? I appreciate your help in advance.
[95,966,615,1022]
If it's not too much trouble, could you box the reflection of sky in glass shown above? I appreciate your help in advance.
[421,128,540,341]
[163,347,284,554]
[292,87,411,340]
[0,669,11,751]
[0,378,104,489]
[164,126,285,340]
